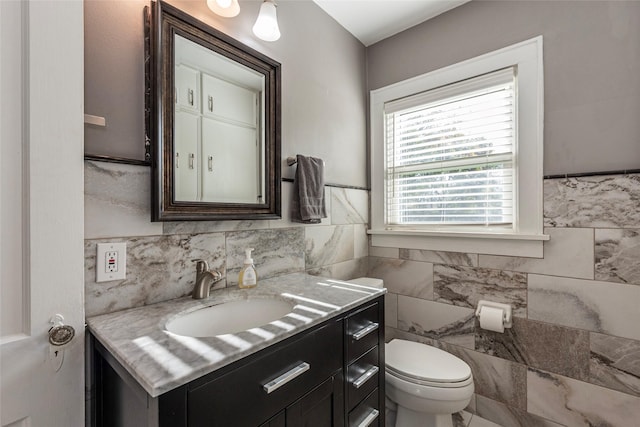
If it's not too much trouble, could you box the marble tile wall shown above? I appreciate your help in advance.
[84,161,369,317]
[527,368,640,426]
[86,162,640,425]
[434,265,528,317]
[373,173,640,426]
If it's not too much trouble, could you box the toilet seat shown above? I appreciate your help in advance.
[387,367,473,388]
[386,339,472,388]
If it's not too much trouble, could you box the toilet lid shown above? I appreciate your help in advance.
[346,277,384,288]
[385,339,472,383]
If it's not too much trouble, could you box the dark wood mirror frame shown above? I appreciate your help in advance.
[148,1,281,221]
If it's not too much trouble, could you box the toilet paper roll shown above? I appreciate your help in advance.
[479,306,505,333]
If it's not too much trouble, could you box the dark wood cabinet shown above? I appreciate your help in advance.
[91,295,384,427]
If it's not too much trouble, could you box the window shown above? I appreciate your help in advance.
[385,68,515,228]
[370,37,547,257]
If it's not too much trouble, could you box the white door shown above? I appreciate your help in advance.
[1,2,85,427]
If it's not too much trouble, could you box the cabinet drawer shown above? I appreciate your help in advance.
[348,388,380,427]
[346,303,379,363]
[347,346,379,411]
[187,320,342,427]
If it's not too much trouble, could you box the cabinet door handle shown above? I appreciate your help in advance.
[263,362,310,394]
[352,322,378,341]
[352,365,379,389]
[175,152,179,169]
[208,95,213,112]
[188,88,194,106]
[189,153,195,169]
[208,156,213,172]
[357,408,379,427]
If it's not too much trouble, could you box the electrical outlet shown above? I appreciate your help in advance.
[96,242,126,282]
[106,251,118,273]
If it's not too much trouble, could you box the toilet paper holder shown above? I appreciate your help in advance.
[475,300,513,328]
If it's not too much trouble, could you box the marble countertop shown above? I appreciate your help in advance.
[86,273,385,397]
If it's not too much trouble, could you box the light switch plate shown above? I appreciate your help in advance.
[96,242,126,282]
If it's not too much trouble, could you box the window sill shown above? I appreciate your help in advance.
[368,229,549,258]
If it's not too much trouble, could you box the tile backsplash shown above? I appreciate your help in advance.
[379,173,640,426]
[84,160,368,317]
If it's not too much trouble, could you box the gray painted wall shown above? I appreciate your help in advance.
[84,0,367,188]
[366,0,640,176]
[85,0,147,161]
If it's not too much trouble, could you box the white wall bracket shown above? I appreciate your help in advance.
[84,113,106,127]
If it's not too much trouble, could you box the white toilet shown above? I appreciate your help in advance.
[385,339,474,427]
[346,278,474,427]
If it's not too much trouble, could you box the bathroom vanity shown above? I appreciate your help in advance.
[87,274,385,427]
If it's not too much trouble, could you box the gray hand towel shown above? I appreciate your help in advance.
[291,154,327,223]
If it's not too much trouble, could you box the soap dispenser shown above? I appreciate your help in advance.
[238,248,258,289]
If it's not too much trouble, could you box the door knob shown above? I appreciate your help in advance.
[48,314,75,346]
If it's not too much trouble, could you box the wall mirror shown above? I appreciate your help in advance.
[148,1,281,221]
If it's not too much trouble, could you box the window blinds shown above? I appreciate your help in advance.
[384,67,516,227]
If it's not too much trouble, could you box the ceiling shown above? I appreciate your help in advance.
[312,0,471,46]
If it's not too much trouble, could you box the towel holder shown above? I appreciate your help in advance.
[286,156,325,167]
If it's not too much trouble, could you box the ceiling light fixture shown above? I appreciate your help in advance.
[206,0,240,18]
[252,0,281,42]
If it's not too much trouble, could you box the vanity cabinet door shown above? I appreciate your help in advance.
[260,411,285,427]
[285,374,344,427]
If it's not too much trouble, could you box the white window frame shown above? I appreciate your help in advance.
[370,36,548,257]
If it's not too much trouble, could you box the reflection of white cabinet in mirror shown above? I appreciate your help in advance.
[202,74,257,124]
[175,64,200,111]
[202,119,260,203]
[174,111,199,200]
[174,34,265,204]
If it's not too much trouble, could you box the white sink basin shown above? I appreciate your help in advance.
[166,298,295,337]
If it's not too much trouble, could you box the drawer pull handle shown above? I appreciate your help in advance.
[352,365,379,389]
[263,362,310,394]
[352,322,378,341]
[357,408,379,427]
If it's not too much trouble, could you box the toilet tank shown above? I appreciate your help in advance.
[347,277,384,288]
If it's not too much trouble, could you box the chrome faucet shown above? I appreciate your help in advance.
[191,259,223,299]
